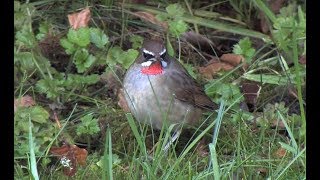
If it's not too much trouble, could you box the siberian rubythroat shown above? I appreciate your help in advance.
[123,40,217,134]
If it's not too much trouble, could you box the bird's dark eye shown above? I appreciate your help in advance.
[143,52,154,60]
[160,52,166,59]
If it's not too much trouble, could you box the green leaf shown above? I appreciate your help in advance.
[14,1,20,12]
[63,74,99,88]
[182,63,197,79]
[67,28,90,47]
[14,52,35,71]
[14,136,31,155]
[168,20,188,37]
[106,46,122,66]
[30,106,49,124]
[106,47,138,69]
[166,3,185,17]
[156,4,189,38]
[97,154,121,168]
[36,78,64,99]
[14,12,26,29]
[14,103,55,157]
[205,81,243,106]
[14,106,49,127]
[41,158,51,168]
[155,13,168,21]
[129,35,144,49]
[15,118,29,132]
[271,4,305,52]
[60,38,76,54]
[166,40,174,56]
[90,28,109,49]
[231,111,254,123]
[73,49,96,73]
[14,2,34,29]
[298,6,306,28]
[85,54,97,68]
[15,27,36,48]
[279,142,297,155]
[83,74,100,83]
[76,114,100,136]
[36,23,49,40]
[279,3,296,17]
[118,49,139,69]
[232,37,256,63]
[242,73,292,85]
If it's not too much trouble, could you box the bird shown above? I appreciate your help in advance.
[123,40,217,150]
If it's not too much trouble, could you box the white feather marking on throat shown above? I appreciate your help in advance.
[141,60,153,67]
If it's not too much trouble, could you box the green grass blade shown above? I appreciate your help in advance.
[122,3,270,40]
[28,116,39,180]
[163,116,216,179]
[43,104,78,157]
[291,29,306,139]
[207,100,225,178]
[277,110,298,152]
[274,148,306,179]
[179,15,269,40]
[103,127,113,180]
[126,113,147,156]
[242,73,295,85]
[163,102,225,179]
[212,100,225,146]
[209,144,220,180]
[253,0,277,23]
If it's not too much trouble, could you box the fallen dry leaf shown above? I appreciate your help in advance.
[259,0,286,33]
[14,95,35,112]
[118,89,130,112]
[241,82,261,110]
[269,0,286,13]
[68,7,91,29]
[256,168,268,177]
[299,55,306,64]
[196,138,209,157]
[271,119,285,129]
[100,69,122,98]
[131,0,147,3]
[50,144,88,176]
[259,14,270,34]
[288,86,299,100]
[199,58,234,79]
[53,112,62,129]
[219,62,234,70]
[274,147,287,158]
[239,101,250,112]
[220,53,244,66]
[39,35,70,72]
[133,11,168,29]
[181,31,216,50]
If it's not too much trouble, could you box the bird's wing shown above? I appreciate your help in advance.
[167,60,218,111]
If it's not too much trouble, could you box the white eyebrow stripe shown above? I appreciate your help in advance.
[142,49,154,56]
[159,48,166,55]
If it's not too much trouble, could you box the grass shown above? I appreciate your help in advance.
[14,0,305,179]
[29,116,40,180]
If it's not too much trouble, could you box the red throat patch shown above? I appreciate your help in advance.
[141,61,163,75]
